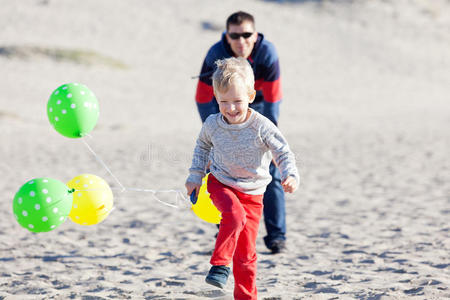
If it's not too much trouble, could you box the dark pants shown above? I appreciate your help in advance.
[262,162,286,249]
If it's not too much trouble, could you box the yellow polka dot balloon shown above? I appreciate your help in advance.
[67,174,113,225]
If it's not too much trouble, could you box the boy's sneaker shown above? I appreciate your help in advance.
[205,265,230,289]
[269,239,286,254]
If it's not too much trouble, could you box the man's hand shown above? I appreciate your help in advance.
[281,176,298,193]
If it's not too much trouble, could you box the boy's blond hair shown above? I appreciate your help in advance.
[212,57,255,95]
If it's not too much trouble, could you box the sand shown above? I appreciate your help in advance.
[0,0,449,299]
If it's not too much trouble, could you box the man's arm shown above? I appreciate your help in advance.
[255,42,282,126]
[195,59,219,123]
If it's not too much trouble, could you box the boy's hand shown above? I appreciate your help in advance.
[281,176,298,193]
[185,182,201,202]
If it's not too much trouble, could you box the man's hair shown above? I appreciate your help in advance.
[212,57,255,95]
[226,11,255,30]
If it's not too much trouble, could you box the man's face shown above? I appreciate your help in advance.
[226,21,257,59]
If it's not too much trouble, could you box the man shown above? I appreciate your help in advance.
[195,11,287,254]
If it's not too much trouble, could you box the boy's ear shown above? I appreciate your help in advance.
[249,90,256,103]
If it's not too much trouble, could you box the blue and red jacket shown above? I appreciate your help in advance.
[195,33,282,125]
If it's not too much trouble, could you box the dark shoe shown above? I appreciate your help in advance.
[269,239,286,254]
[205,265,230,289]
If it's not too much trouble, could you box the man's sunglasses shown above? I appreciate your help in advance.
[227,32,253,40]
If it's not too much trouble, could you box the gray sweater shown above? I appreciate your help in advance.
[187,109,299,195]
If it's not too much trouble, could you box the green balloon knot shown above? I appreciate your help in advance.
[68,188,76,194]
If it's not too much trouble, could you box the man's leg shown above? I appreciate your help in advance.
[263,162,286,251]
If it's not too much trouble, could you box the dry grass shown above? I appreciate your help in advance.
[0,45,128,69]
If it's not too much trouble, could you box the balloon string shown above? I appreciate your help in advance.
[77,137,190,209]
[81,137,126,192]
[72,187,187,209]
[82,133,93,139]
[124,188,188,208]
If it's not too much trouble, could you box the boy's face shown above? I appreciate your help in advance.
[226,21,257,59]
[216,83,255,125]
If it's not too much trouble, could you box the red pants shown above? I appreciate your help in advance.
[208,174,264,300]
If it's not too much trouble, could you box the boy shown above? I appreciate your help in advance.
[186,57,299,299]
[195,11,288,254]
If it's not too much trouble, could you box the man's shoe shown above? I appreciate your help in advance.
[205,265,230,289]
[269,239,286,254]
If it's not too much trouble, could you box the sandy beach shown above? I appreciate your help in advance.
[1,0,449,298]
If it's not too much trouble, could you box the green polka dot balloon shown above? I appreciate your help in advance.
[47,83,99,138]
[13,178,74,233]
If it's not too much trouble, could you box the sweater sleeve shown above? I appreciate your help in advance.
[186,119,213,185]
[262,122,299,184]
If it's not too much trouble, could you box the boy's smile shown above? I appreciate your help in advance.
[216,83,255,125]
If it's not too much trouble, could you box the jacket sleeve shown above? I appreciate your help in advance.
[254,41,283,126]
[195,55,219,123]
